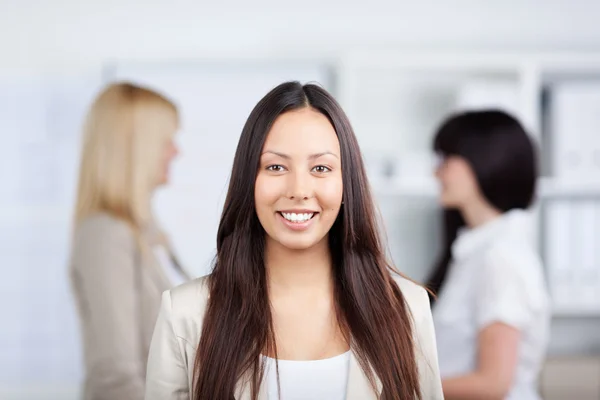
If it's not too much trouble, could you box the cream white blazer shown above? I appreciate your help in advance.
[145,274,444,399]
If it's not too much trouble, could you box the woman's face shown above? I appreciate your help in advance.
[156,135,179,186]
[435,154,481,208]
[254,107,343,251]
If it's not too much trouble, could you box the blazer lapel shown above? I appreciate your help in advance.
[346,350,383,400]
[235,369,268,400]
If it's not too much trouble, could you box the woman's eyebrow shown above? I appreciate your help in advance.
[261,150,339,159]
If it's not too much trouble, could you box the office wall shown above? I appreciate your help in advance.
[2,0,600,72]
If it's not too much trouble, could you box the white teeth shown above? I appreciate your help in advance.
[281,212,314,223]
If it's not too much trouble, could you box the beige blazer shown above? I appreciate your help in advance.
[145,274,443,399]
[70,213,190,400]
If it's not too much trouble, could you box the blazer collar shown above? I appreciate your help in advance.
[346,350,382,400]
[235,350,382,400]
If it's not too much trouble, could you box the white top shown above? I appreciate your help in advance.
[153,245,188,287]
[263,351,351,400]
[432,209,550,400]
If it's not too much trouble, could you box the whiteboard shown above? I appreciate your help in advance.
[107,61,332,277]
[0,73,104,398]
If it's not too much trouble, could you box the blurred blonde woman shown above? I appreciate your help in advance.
[69,82,190,400]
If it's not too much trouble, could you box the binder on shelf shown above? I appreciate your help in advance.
[550,82,600,179]
[545,201,573,311]
[545,199,600,315]
[578,202,597,306]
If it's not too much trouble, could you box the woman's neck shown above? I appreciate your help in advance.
[265,237,334,297]
[460,198,502,228]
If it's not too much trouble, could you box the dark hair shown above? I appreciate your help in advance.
[426,110,537,301]
[193,81,421,399]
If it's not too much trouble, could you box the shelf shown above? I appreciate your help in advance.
[540,179,600,198]
[340,51,527,73]
[371,177,600,199]
[341,51,600,74]
[371,177,438,198]
[551,307,600,318]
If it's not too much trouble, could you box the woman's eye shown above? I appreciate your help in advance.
[312,165,331,173]
[267,165,285,172]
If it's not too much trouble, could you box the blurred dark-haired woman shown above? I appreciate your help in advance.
[426,110,550,400]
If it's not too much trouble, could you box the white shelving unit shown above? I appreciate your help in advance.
[372,176,600,199]
[335,51,600,317]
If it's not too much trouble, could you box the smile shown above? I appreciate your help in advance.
[280,212,315,223]
[276,210,318,231]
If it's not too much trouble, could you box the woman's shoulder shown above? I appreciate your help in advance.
[390,273,431,319]
[169,275,211,311]
[487,210,543,272]
[481,239,549,310]
[75,212,135,241]
[483,238,546,288]
[70,213,137,262]
[391,273,442,392]
[163,275,211,345]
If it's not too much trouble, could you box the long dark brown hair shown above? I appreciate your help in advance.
[426,110,537,302]
[193,81,421,399]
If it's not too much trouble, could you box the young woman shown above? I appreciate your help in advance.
[70,82,190,400]
[145,81,443,400]
[426,110,550,400]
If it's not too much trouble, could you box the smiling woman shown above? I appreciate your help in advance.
[144,81,444,400]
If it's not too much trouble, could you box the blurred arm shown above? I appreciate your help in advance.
[443,246,532,400]
[442,322,520,400]
[71,217,145,400]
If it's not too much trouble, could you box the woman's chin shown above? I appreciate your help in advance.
[268,233,325,252]
[440,197,465,211]
[155,174,170,187]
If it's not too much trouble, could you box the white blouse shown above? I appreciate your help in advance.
[263,351,351,400]
[432,209,550,400]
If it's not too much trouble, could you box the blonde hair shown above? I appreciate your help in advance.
[74,82,178,229]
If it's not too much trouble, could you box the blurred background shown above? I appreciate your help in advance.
[2,0,600,399]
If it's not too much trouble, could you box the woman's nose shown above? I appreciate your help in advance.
[287,171,311,200]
